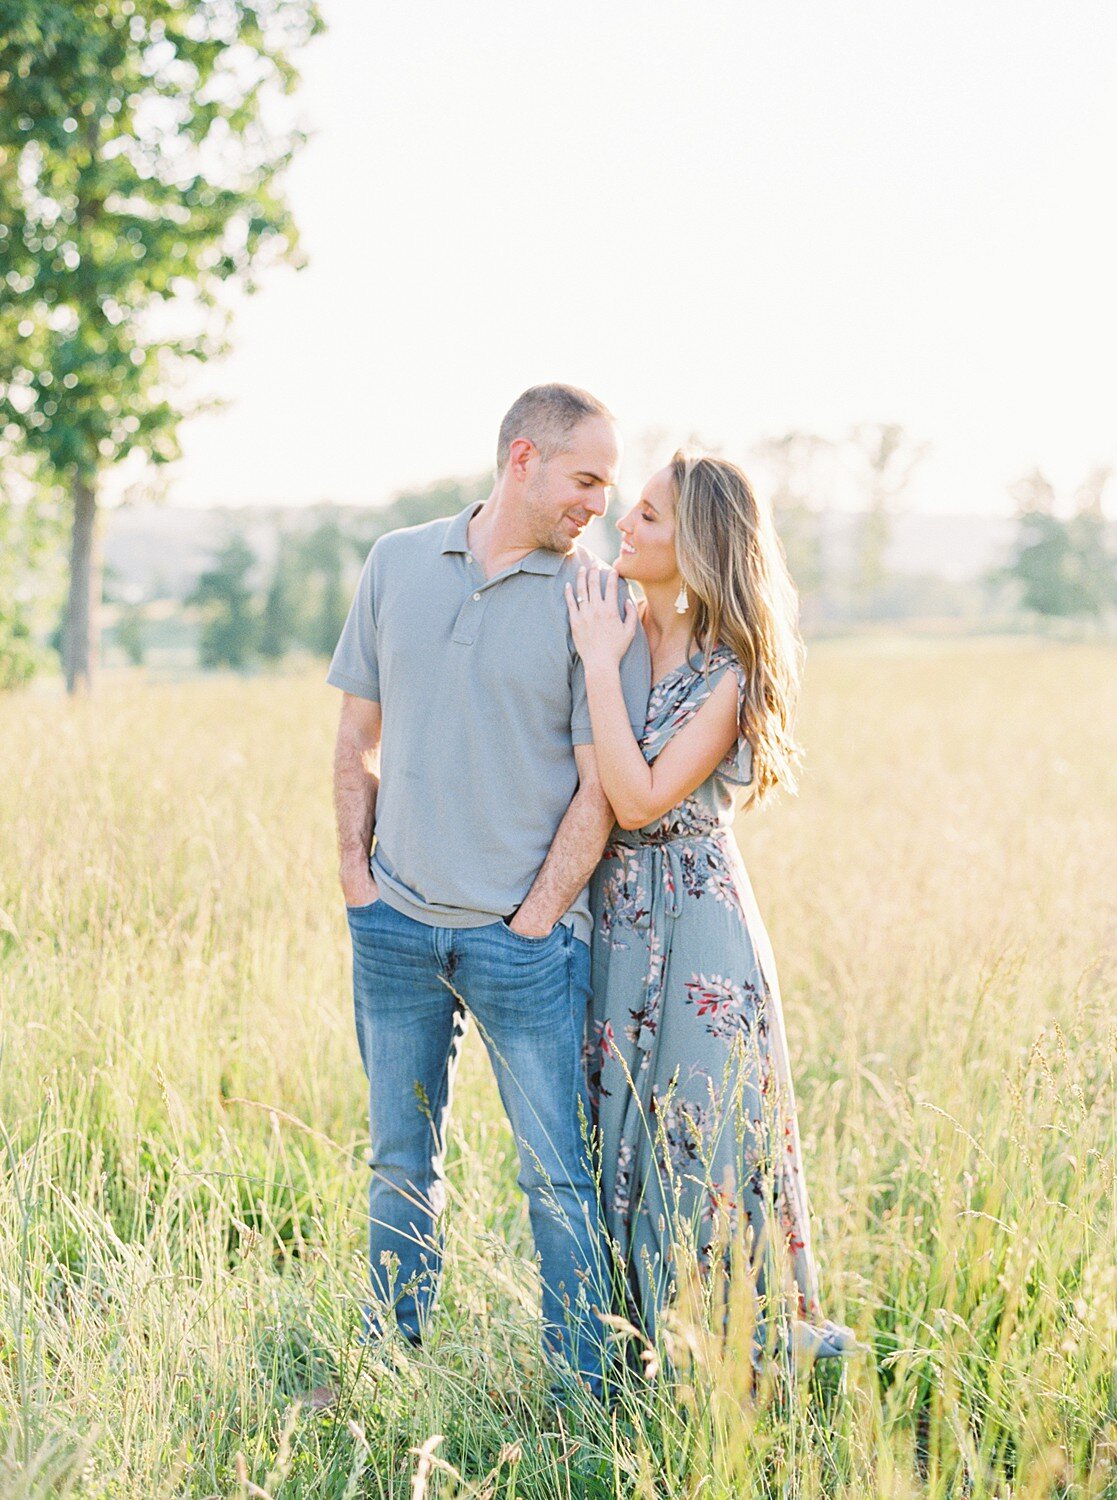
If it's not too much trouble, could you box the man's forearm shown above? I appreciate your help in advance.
[514,779,615,935]
[333,728,380,880]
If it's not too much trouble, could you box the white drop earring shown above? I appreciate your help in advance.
[674,582,689,614]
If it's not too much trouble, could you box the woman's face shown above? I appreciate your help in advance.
[614,466,680,587]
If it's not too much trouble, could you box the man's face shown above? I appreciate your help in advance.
[521,415,621,553]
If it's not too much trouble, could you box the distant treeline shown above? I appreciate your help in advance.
[105,477,490,675]
[3,457,1116,684]
[105,458,1117,676]
[750,431,1117,633]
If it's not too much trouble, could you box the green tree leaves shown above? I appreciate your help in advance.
[1004,468,1115,621]
[0,0,322,689]
[188,531,258,669]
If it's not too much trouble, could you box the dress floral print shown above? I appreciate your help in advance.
[588,646,857,1364]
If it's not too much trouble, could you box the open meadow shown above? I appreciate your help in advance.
[1,638,1114,1499]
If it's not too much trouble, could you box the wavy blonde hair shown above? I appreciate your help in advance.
[670,450,804,804]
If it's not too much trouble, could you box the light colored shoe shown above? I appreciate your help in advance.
[790,1316,870,1364]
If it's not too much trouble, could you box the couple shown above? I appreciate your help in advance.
[328,383,856,1398]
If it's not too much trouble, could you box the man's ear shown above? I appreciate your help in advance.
[507,437,536,482]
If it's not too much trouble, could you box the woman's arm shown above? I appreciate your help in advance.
[566,566,741,830]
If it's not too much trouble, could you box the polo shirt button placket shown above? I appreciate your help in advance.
[453,581,489,646]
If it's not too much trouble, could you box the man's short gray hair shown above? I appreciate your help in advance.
[496,383,614,473]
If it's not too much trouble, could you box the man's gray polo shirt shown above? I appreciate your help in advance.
[328,502,651,945]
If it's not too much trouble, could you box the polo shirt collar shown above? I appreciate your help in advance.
[440,503,566,576]
[440,503,481,556]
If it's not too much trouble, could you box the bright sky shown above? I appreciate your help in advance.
[169,0,1117,517]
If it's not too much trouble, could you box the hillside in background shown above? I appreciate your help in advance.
[102,501,1016,602]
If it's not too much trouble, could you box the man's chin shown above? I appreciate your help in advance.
[550,525,586,553]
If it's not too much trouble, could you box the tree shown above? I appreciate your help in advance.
[750,432,833,603]
[369,473,492,544]
[0,449,63,688]
[1005,466,1115,620]
[294,517,349,657]
[114,601,146,667]
[188,533,258,669]
[258,531,301,661]
[258,518,353,663]
[845,423,927,611]
[0,0,322,693]
[1066,467,1116,618]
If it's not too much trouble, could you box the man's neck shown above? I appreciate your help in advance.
[467,490,544,579]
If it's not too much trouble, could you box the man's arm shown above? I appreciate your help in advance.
[510,743,615,938]
[334,692,383,907]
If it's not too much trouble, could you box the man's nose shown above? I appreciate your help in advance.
[585,489,608,518]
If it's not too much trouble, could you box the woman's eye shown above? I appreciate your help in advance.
[641,511,653,522]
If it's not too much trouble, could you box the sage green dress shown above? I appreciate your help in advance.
[587,646,856,1364]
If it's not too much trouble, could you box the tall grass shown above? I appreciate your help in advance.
[1,640,1114,1497]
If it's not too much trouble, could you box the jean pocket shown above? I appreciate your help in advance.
[346,899,383,921]
[500,917,564,947]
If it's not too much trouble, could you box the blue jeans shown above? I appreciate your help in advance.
[346,897,608,1395]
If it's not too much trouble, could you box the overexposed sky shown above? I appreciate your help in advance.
[167,0,1117,516]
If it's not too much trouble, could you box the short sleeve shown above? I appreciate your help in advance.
[722,732,754,788]
[570,579,651,746]
[710,654,754,787]
[326,543,380,701]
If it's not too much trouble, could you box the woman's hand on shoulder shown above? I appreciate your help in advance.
[565,564,638,671]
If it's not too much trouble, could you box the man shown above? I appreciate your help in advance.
[328,384,650,1396]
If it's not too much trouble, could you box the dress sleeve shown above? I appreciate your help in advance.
[709,652,753,788]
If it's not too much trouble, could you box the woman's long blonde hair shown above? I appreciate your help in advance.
[671,450,804,804]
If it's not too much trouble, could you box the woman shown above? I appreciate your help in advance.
[566,450,857,1369]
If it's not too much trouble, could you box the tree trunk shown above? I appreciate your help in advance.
[64,474,101,695]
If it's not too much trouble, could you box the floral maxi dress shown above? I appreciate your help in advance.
[587,646,855,1363]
